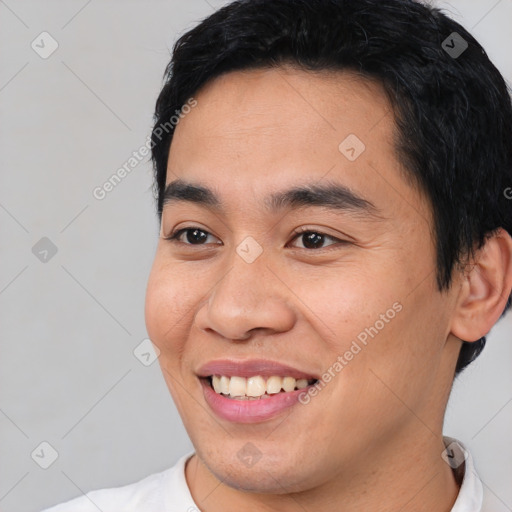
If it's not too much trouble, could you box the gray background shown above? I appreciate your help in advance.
[0,1,511,511]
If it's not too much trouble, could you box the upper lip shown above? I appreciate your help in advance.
[197,359,319,380]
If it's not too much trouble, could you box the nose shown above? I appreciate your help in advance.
[194,252,296,341]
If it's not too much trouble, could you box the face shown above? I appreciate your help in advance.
[145,66,462,494]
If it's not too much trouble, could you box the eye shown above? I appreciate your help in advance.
[165,227,221,245]
[289,228,344,250]
[164,226,346,250]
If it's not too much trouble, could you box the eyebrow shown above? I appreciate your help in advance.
[162,178,381,218]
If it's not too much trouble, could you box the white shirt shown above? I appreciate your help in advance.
[41,438,484,511]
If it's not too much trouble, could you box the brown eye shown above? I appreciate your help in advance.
[301,232,326,249]
[291,230,340,250]
[166,227,220,245]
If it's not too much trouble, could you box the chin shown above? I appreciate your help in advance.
[196,443,320,494]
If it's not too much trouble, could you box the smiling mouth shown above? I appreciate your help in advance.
[205,375,318,400]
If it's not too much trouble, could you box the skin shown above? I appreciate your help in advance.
[145,66,512,511]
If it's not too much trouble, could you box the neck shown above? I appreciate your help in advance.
[185,430,460,512]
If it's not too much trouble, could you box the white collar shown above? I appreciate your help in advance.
[443,437,483,511]
[177,437,483,511]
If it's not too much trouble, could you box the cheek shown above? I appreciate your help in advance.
[292,265,401,350]
[144,258,196,356]
[144,260,203,415]
[346,283,449,415]
[296,262,440,396]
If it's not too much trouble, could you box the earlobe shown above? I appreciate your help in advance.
[450,228,512,343]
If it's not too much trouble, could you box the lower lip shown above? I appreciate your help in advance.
[201,379,309,423]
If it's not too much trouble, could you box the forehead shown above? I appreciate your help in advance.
[169,65,391,165]
[166,66,429,225]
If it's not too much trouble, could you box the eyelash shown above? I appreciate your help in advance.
[164,226,346,251]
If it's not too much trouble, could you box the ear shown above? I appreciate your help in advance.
[450,228,512,342]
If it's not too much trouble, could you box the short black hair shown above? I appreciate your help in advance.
[151,0,512,374]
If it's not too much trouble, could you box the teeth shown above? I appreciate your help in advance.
[246,376,266,397]
[229,376,247,397]
[296,378,308,389]
[220,375,230,394]
[266,376,283,394]
[209,375,314,398]
[282,376,296,392]
[212,375,221,393]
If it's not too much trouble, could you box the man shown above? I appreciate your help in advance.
[43,0,512,510]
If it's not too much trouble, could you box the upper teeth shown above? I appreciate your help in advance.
[211,375,312,397]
